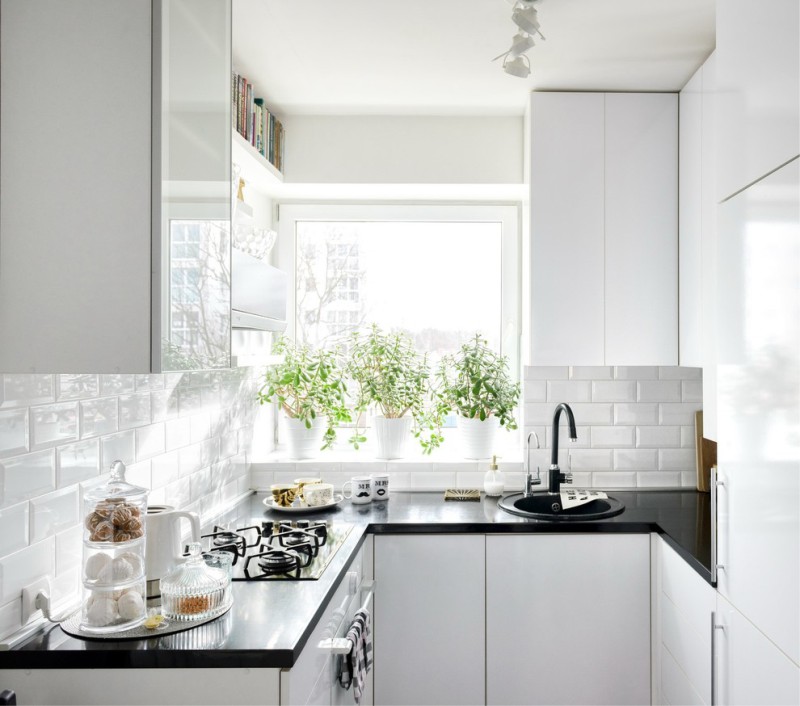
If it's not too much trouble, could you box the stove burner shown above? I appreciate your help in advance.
[243,547,311,579]
[200,524,262,563]
[213,531,239,547]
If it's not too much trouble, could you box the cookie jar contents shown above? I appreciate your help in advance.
[80,460,148,633]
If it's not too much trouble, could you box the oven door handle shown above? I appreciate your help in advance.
[318,580,375,654]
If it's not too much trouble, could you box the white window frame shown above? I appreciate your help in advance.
[276,203,521,376]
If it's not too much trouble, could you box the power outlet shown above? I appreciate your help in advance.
[21,577,50,624]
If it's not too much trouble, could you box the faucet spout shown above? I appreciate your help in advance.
[524,431,541,496]
[549,403,577,494]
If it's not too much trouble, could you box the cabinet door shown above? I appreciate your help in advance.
[716,159,800,665]
[714,594,800,706]
[605,93,678,365]
[679,67,704,367]
[486,534,650,705]
[716,0,800,201]
[374,535,485,706]
[529,92,605,365]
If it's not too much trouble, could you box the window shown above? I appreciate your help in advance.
[278,204,520,372]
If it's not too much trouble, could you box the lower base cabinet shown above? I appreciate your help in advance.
[486,534,651,706]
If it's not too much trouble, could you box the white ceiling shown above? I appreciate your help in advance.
[232,0,715,117]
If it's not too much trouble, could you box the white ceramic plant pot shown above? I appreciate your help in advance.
[374,415,413,460]
[283,415,326,460]
[457,415,500,459]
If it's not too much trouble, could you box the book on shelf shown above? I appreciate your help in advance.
[232,70,285,173]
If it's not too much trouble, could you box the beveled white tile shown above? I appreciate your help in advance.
[681,471,697,488]
[592,381,636,403]
[147,486,167,506]
[615,366,659,380]
[151,450,180,488]
[179,443,204,477]
[134,423,166,461]
[150,389,179,422]
[30,486,79,542]
[614,403,659,425]
[613,449,658,471]
[1,374,55,409]
[165,417,192,451]
[30,402,78,449]
[0,408,28,458]
[437,461,479,473]
[563,403,614,426]
[51,566,81,604]
[0,449,55,508]
[164,477,191,509]
[567,472,593,488]
[99,374,135,396]
[118,392,151,430]
[190,413,211,443]
[387,462,434,473]
[545,427,591,450]
[57,439,99,487]
[190,467,212,501]
[547,380,592,403]
[99,430,135,469]
[591,426,635,448]
[387,472,412,490]
[659,366,702,380]
[567,449,613,471]
[292,461,343,476]
[592,472,636,489]
[659,403,699,425]
[125,459,152,490]
[55,524,82,575]
[56,374,98,401]
[219,431,239,460]
[79,397,118,439]
[682,380,703,403]
[680,426,696,448]
[570,366,613,380]
[524,366,569,380]
[0,536,55,603]
[135,374,165,392]
[178,387,203,417]
[637,471,682,488]
[0,502,29,556]
[636,426,681,448]
[658,448,696,471]
[638,380,682,403]
[523,380,547,402]
[455,471,484,488]
[407,471,456,490]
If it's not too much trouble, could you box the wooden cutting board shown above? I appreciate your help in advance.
[695,411,717,492]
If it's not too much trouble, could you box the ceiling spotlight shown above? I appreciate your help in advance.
[503,53,531,78]
[492,32,535,62]
[512,5,542,36]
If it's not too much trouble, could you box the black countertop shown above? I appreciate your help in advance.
[0,489,711,670]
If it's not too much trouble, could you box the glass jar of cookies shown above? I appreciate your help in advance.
[80,460,148,633]
[160,543,231,622]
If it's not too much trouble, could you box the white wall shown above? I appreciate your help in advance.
[281,115,524,184]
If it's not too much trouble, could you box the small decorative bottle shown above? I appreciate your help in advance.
[483,455,505,497]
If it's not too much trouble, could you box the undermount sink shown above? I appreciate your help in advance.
[498,492,625,521]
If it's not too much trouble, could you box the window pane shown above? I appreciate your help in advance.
[295,221,502,357]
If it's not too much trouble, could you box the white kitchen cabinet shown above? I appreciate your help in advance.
[713,594,800,706]
[654,537,715,706]
[373,535,485,706]
[529,92,678,366]
[716,158,800,666]
[486,533,651,706]
[715,0,800,202]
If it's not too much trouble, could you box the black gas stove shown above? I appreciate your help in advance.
[197,520,353,580]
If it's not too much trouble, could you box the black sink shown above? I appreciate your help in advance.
[498,492,625,521]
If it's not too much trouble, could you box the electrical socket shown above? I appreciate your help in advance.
[21,577,51,624]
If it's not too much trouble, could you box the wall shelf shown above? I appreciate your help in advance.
[232,129,284,196]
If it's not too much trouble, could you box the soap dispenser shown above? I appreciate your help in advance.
[483,455,505,497]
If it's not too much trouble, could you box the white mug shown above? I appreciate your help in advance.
[342,476,372,504]
[372,473,389,501]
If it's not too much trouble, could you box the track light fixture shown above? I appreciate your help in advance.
[494,0,545,79]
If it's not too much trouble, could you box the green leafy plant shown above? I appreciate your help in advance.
[345,325,446,454]
[438,334,520,429]
[257,336,351,450]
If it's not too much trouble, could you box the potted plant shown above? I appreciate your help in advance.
[257,336,351,459]
[438,334,520,459]
[346,325,445,458]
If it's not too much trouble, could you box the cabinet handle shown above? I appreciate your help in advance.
[710,466,725,584]
[710,612,725,705]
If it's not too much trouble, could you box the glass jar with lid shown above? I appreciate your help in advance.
[80,460,148,633]
[161,543,231,622]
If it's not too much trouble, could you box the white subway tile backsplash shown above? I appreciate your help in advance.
[55,525,82,575]
[592,381,636,403]
[659,403,699,425]
[592,472,636,488]
[615,366,659,380]
[30,402,78,450]
[1,374,55,409]
[135,423,166,461]
[135,374,164,392]
[165,477,192,508]
[404,471,455,490]
[682,380,703,403]
[523,380,547,402]
[150,389,179,422]
[190,467,213,501]
[0,502,29,556]
[387,462,434,474]
[56,374,98,401]
[179,443,204,477]
[0,450,55,508]
[636,426,681,448]
[637,471,682,488]
[545,427,591,450]
[525,366,569,380]
[614,403,659,425]
[680,426,695,448]
[0,537,55,603]
[567,449,613,471]
[546,380,592,402]
[638,380,681,403]
[614,449,658,471]
[190,413,212,443]
[151,450,180,488]
[125,460,152,490]
[563,403,615,426]
[99,374,135,396]
[681,471,697,488]
[56,439,99,487]
[0,597,23,641]
[250,468,273,489]
[30,487,79,542]
[658,449,696,472]
[591,426,635,448]
[79,397,118,439]
[165,416,192,451]
[118,393,151,430]
[659,366,702,380]
[570,366,613,380]
[100,430,136,469]
[0,408,28,457]
[455,471,485,488]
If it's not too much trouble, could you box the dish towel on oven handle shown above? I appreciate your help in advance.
[338,607,373,704]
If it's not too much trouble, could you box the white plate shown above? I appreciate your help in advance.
[263,494,344,513]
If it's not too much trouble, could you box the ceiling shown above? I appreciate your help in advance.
[232,0,715,117]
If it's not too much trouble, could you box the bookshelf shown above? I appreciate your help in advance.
[232,129,283,195]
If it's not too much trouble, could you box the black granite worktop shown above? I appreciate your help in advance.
[0,489,711,670]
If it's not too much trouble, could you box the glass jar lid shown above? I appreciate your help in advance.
[85,460,148,504]
[161,543,228,597]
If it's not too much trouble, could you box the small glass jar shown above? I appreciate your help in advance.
[161,543,231,622]
[80,460,148,633]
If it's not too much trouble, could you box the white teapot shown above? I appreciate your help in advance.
[145,505,200,598]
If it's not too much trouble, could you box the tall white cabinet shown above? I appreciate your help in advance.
[529,92,678,366]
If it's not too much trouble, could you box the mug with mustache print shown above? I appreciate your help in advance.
[372,473,389,501]
[342,476,372,504]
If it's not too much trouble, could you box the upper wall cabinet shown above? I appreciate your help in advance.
[529,92,678,366]
[716,0,800,201]
[0,0,231,373]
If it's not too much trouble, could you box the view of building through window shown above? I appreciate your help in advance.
[295,220,503,360]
